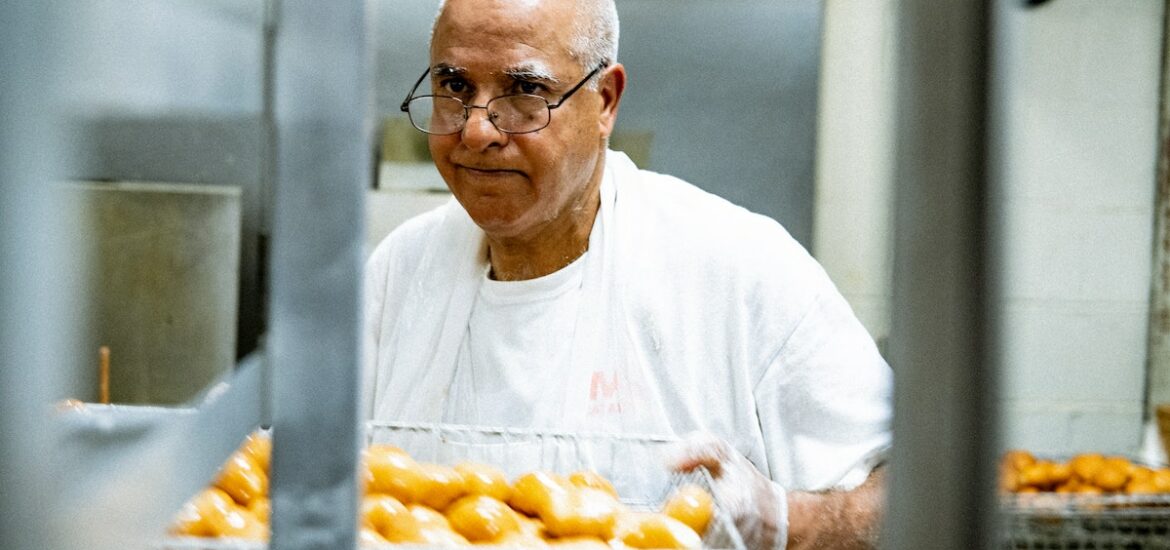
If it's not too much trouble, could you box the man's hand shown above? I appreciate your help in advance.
[669,433,886,550]
[668,433,787,550]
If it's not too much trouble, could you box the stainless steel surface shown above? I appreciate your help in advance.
[884,1,999,549]
[1002,493,1170,549]
[61,181,241,405]
[55,354,265,550]
[266,0,368,548]
[1,2,282,548]
[67,114,267,360]
[43,3,273,547]
[0,3,71,549]
[63,0,268,360]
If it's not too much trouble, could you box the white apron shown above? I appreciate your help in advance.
[365,150,894,499]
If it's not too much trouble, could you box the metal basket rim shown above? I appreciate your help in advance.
[366,420,681,444]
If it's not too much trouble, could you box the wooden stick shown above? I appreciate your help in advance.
[99,345,110,405]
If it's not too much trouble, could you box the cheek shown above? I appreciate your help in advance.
[427,136,459,179]
[526,143,589,208]
[428,135,451,163]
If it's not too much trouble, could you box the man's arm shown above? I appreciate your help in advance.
[671,434,887,550]
[786,465,886,549]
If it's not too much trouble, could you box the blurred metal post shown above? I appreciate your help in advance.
[0,3,67,550]
[267,0,368,549]
[884,1,999,550]
[1145,0,1170,428]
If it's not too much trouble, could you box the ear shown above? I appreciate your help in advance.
[597,63,627,139]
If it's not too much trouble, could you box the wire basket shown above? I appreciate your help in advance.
[367,421,747,550]
[1000,491,1170,549]
[159,422,747,550]
[161,538,263,550]
[367,421,681,508]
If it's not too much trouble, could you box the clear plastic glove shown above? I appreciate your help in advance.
[667,432,787,550]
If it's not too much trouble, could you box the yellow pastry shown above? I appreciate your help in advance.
[445,494,521,542]
[661,484,713,535]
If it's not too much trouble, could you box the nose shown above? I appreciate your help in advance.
[460,103,508,151]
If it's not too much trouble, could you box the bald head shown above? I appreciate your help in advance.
[433,0,619,84]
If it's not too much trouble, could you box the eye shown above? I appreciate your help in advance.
[515,81,545,95]
[439,78,470,95]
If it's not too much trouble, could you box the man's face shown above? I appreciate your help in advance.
[428,0,612,241]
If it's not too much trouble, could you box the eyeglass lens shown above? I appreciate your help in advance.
[407,95,550,135]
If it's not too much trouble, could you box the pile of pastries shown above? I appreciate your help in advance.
[1000,449,1170,495]
[170,431,272,539]
[170,434,715,549]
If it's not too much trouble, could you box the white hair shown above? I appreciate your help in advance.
[569,0,619,88]
[433,0,619,89]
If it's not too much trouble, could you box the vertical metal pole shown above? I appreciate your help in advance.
[260,0,279,428]
[267,1,368,549]
[884,1,998,549]
[1144,0,1170,425]
[0,3,69,549]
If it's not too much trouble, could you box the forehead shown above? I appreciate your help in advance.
[430,0,578,73]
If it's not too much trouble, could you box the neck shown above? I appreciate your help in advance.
[486,162,604,282]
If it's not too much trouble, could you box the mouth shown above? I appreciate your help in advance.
[458,164,525,178]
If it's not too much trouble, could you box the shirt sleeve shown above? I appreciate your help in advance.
[753,287,893,491]
[361,242,392,421]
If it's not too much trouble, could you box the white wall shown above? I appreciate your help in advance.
[813,0,898,353]
[614,0,822,246]
[990,0,1162,455]
[815,0,1164,456]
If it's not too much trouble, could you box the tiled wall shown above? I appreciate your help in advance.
[991,0,1162,455]
[816,0,1164,455]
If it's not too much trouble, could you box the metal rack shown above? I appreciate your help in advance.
[1,1,366,549]
[1001,493,1170,549]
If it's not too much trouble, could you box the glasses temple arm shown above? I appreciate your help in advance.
[400,68,431,111]
[547,62,607,110]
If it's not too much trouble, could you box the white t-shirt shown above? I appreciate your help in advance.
[444,255,587,425]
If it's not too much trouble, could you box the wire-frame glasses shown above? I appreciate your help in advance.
[399,63,606,135]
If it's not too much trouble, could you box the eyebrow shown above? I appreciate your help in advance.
[430,62,561,86]
[503,63,560,86]
[431,63,466,78]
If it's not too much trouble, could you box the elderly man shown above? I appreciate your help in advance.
[364,0,892,548]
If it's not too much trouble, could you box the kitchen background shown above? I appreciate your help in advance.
[23,0,1169,500]
[5,1,1170,548]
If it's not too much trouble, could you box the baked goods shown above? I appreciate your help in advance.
[1000,449,1170,495]
[169,487,267,540]
[612,512,703,549]
[170,431,271,541]
[446,494,522,542]
[457,461,513,501]
[661,484,714,535]
[171,432,714,548]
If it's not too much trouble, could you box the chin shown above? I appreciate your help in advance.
[471,217,529,240]
[460,205,523,237]
[455,195,532,234]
